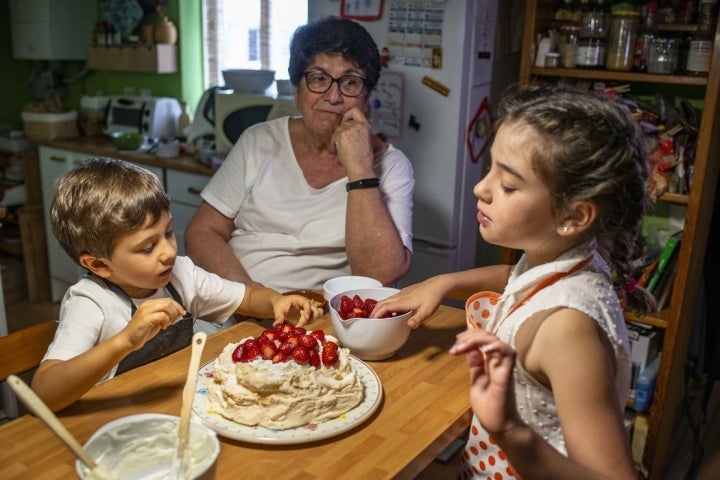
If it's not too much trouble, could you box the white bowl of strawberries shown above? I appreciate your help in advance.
[329,287,412,361]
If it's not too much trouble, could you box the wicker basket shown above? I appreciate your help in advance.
[21,110,79,141]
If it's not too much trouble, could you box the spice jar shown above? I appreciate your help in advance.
[575,37,606,68]
[606,10,640,71]
[558,24,580,68]
[686,39,712,75]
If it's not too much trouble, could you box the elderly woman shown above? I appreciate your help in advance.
[185,17,414,292]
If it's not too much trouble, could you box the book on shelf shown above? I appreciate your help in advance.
[646,233,682,294]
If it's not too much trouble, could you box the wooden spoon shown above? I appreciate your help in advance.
[172,332,207,479]
[7,375,117,480]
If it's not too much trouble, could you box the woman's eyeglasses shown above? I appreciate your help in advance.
[304,71,366,97]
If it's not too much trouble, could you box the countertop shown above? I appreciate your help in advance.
[33,136,216,176]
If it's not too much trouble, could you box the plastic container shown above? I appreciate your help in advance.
[606,11,640,71]
[633,354,661,412]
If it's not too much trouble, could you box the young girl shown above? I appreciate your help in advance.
[373,84,655,479]
[33,158,323,412]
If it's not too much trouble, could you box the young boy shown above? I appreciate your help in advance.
[32,158,322,412]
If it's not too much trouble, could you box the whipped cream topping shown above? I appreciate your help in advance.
[207,340,364,430]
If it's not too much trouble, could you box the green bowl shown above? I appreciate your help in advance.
[110,131,147,150]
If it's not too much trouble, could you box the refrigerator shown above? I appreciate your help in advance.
[309,0,523,287]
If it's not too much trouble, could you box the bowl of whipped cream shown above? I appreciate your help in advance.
[76,413,219,479]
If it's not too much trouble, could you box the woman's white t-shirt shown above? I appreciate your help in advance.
[201,116,414,292]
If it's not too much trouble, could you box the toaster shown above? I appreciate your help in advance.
[105,95,182,139]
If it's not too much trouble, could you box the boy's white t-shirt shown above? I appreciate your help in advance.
[43,256,245,380]
[201,116,415,292]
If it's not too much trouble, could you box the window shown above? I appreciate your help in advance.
[201,0,308,89]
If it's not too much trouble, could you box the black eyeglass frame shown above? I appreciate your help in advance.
[303,71,367,97]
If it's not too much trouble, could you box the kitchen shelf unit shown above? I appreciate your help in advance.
[87,44,178,73]
[514,2,720,479]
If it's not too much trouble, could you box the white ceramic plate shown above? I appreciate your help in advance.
[192,356,382,444]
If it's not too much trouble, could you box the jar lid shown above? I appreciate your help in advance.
[612,10,641,16]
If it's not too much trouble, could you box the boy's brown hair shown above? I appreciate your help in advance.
[50,157,170,262]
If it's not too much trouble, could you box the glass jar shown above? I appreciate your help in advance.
[575,37,606,68]
[686,39,713,75]
[647,37,680,74]
[697,0,718,39]
[545,52,561,68]
[558,24,581,68]
[606,11,640,71]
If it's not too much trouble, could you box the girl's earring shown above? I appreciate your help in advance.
[562,225,569,233]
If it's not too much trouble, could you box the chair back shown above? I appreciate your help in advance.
[0,321,57,383]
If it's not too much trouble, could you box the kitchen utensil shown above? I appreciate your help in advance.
[6,375,117,480]
[172,332,207,479]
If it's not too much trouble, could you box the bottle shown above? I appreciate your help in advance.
[697,0,718,39]
[177,100,193,140]
[633,354,661,412]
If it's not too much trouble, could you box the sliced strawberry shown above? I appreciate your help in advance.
[242,346,260,362]
[323,340,339,351]
[286,333,302,347]
[261,329,278,342]
[260,343,276,360]
[293,326,307,336]
[364,298,377,312]
[272,352,287,363]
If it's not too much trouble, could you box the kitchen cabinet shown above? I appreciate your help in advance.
[39,146,195,302]
[513,2,720,479]
[165,169,208,256]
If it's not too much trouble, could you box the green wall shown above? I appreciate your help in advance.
[0,0,203,131]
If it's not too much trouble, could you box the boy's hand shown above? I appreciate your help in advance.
[123,298,187,350]
[272,294,324,328]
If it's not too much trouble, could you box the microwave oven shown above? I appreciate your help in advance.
[106,95,182,139]
[214,91,299,154]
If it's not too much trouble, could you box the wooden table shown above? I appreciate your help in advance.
[0,305,471,479]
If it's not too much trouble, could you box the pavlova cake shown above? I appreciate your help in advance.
[207,323,364,429]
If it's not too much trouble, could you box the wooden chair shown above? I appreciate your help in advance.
[0,321,57,383]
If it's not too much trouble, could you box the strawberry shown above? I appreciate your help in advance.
[309,349,321,369]
[310,329,325,342]
[339,295,353,314]
[261,329,278,342]
[364,298,377,312]
[291,347,310,365]
[286,333,302,347]
[323,340,339,351]
[293,326,307,336]
[300,334,317,349]
[242,346,260,362]
[321,347,339,366]
[278,342,295,354]
[232,344,245,362]
[352,294,364,309]
[272,352,287,363]
[260,343,277,360]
